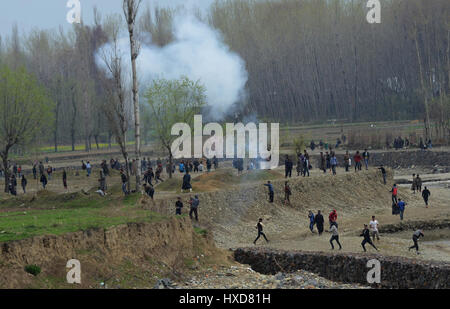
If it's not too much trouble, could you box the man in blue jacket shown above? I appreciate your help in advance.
[264,181,274,203]
[397,199,407,220]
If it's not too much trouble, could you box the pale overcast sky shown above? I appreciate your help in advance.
[0,0,216,37]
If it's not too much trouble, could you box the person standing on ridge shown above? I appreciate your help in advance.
[362,149,370,170]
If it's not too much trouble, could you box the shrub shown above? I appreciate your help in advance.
[24,264,41,276]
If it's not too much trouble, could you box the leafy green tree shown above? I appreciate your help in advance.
[0,65,53,192]
[144,76,206,178]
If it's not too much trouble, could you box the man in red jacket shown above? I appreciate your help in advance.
[354,151,362,171]
[329,209,337,228]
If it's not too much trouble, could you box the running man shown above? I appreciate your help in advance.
[408,229,424,254]
[360,224,378,252]
[329,222,342,250]
[253,218,269,244]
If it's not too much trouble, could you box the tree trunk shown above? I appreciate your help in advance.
[125,0,142,191]
[1,152,9,193]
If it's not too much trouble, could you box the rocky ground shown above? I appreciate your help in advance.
[161,264,369,289]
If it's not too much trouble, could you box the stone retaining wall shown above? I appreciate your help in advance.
[234,248,450,288]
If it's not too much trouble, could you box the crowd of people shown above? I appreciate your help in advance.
[0,143,436,256]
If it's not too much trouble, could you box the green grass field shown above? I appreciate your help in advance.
[0,188,167,242]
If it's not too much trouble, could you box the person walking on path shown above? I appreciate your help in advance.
[189,195,200,221]
[264,181,274,203]
[422,187,431,207]
[314,210,324,235]
[360,224,378,252]
[284,181,291,204]
[175,197,183,215]
[369,216,380,242]
[329,222,342,250]
[21,175,27,194]
[378,166,387,184]
[253,218,269,245]
[397,199,407,220]
[408,230,424,254]
[308,210,315,233]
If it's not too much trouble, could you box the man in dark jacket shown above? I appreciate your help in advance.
[175,197,183,215]
[422,187,431,207]
[360,224,378,252]
[182,170,192,192]
[189,195,199,221]
[408,229,424,254]
[314,210,324,235]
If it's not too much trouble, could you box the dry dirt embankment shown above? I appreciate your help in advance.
[234,248,450,289]
[148,169,395,248]
[0,217,218,288]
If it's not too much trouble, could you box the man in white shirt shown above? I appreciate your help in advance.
[369,215,380,241]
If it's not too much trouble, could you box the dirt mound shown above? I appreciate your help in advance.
[150,169,396,248]
[0,217,221,288]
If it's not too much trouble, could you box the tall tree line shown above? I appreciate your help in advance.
[208,0,449,132]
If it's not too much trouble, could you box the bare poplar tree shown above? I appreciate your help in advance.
[123,0,142,191]
[98,14,132,192]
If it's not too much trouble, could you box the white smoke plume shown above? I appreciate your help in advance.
[96,14,248,120]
